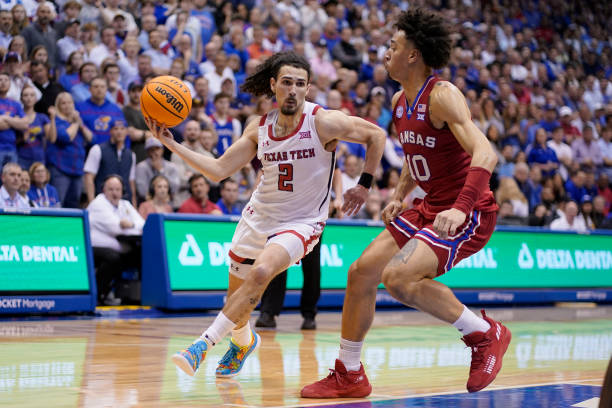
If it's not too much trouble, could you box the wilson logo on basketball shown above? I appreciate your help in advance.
[154,86,184,113]
[141,75,192,127]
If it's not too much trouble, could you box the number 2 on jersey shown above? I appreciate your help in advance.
[406,154,431,181]
[278,163,294,191]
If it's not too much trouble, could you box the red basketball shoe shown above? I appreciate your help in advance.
[462,310,512,392]
[301,359,372,398]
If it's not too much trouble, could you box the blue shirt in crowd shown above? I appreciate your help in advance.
[0,97,24,151]
[213,116,236,156]
[539,119,560,133]
[76,98,125,145]
[46,116,86,176]
[565,179,587,204]
[27,184,60,208]
[527,145,559,178]
[59,73,81,92]
[216,199,241,215]
[191,9,216,55]
[18,113,50,164]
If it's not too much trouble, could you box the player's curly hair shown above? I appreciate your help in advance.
[395,8,452,69]
[241,51,311,98]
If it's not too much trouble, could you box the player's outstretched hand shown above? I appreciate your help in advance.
[145,117,174,145]
[342,185,368,216]
[381,199,403,225]
[433,208,466,239]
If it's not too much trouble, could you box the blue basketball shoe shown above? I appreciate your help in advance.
[172,339,208,376]
[216,330,261,377]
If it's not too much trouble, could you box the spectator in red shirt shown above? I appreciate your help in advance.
[178,174,222,215]
[559,106,581,141]
[597,173,612,215]
[513,79,531,105]
[246,25,273,60]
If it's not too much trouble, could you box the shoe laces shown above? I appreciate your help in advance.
[321,368,345,386]
[463,337,492,369]
[187,341,207,365]
[218,342,242,368]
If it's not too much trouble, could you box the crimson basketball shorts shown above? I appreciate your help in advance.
[387,208,497,276]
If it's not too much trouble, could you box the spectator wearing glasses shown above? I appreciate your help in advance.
[27,161,60,208]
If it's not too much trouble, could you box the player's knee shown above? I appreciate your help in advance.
[381,267,402,293]
[251,263,275,286]
[382,268,415,297]
[347,261,360,281]
[383,268,427,305]
[347,258,378,288]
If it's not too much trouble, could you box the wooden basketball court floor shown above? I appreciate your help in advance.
[0,305,609,408]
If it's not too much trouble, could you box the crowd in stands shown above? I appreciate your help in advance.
[0,0,610,234]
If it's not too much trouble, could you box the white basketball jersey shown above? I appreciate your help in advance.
[249,102,335,223]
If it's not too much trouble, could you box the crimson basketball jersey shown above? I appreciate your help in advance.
[392,76,498,218]
[249,102,336,223]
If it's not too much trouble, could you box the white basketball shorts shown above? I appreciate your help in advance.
[228,210,324,268]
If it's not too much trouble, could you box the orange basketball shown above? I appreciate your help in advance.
[140,76,192,128]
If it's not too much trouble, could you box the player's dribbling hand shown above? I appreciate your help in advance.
[342,185,368,216]
[433,208,466,239]
[381,199,402,225]
[145,117,174,145]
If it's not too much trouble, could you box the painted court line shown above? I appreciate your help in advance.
[227,380,604,408]
[565,378,603,385]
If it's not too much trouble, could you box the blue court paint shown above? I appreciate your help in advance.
[318,385,601,408]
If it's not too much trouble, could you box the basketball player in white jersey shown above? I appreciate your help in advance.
[145,52,386,378]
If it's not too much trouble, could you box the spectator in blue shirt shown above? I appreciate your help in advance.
[0,73,28,169]
[46,92,93,208]
[527,128,559,178]
[191,0,216,53]
[527,166,543,211]
[59,51,84,93]
[76,77,125,146]
[223,26,250,73]
[27,161,60,208]
[565,170,588,204]
[359,46,379,82]
[216,178,242,215]
[192,76,215,116]
[539,105,561,132]
[172,32,201,84]
[497,145,516,179]
[71,62,99,104]
[17,85,50,170]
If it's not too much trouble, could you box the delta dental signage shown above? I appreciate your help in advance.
[0,245,79,263]
[176,234,343,268]
[443,230,612,288]
[164,220,348,290]
[455,244,612,271]
[163,220,612,291]
[0,215,90,292]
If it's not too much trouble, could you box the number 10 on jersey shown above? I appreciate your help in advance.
[406,154,431,181]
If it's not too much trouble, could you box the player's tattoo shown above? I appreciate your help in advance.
[249,297,259,305]
[387,239,418,268]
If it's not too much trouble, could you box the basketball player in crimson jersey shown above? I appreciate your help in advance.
[302,8,511,398]
[145,52,386,379]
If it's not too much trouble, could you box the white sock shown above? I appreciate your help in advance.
[338,338,363,372]
[452,306,491,335]
[231,321,253,347]
[200,312,235,347]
